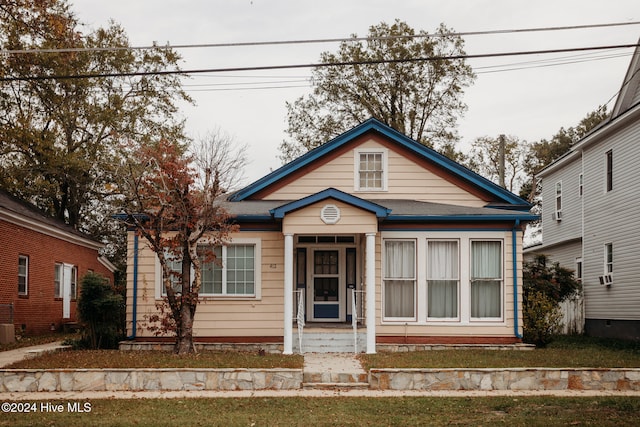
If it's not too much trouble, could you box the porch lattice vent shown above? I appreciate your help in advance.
[320,204,341,224]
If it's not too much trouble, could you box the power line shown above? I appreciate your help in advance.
[1,21,639,55]
[2,42,638,82]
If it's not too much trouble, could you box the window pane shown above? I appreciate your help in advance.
[428,241,458,279]
[384,280,415,318]
[226,244,255,295]
[471,280,501,317]
[428,280,458,318]
[385,241,415,279]
[471,241,501,279]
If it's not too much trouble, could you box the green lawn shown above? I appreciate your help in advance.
[1,397,639,426]
[5,335,640,370]
[359,336,640,369]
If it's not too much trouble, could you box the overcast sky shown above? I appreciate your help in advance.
[70,0,640,184]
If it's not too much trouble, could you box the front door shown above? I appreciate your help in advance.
[311,250,342,321]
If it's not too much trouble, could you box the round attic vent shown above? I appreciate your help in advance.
[320,204,341,224]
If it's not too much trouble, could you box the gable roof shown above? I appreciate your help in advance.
[0,188,103,250]
[229,118,531,209]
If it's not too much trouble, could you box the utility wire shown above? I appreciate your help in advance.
[2,42,638,82]
[1,21,639,55]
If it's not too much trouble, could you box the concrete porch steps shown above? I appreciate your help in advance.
[302,352,369,390]
[293,330,367,353]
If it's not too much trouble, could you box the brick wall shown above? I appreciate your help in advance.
[0,220,114,335]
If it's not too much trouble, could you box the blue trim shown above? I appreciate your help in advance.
[512,219,523,339]
[386,214,539,222]
[270,188,391,219]
[230,118,531,208]
[127,234,139,340]
[379,227,514,232]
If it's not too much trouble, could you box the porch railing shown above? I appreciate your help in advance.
[294,289,305,353]
[351,289,365,353]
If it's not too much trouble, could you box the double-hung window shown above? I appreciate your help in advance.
[18,255,29,296]
[427,240,459,319]
[201,244,256,296]
[470,241,502,319]
[605,243,613,274]
[356,149,387,191]
[161,242,259,298]
[383,240,415,319]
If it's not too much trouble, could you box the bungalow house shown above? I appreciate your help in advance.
[125,118,536,353]
[525,40,640,341]
[0,189,115,337]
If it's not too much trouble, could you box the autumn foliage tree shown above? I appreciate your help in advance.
[0,0,190,242]
[119,138,243,354]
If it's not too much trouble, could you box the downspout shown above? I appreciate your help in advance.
[127,233,139,339]
[512,219,523,339]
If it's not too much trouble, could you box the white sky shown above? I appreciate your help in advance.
[70,0,640,184]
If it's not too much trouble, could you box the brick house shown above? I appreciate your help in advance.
[0,189,115,335]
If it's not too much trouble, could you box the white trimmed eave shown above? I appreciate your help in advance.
[1,208,104,251]
[537,103,640,179]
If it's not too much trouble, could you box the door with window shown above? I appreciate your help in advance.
[311,250,342,321]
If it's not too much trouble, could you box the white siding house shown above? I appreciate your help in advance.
[526,41,640,340]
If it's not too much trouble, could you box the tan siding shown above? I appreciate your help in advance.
[282,199,378,234]
[127,231,286,339]
[264,138,486,207]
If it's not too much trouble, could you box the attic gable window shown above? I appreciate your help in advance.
[355,149,387,191]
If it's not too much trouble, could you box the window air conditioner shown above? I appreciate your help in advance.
[598,274,613,286]
[552,211,563,221]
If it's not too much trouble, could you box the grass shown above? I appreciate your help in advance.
[1,396,639,426]
[359,335,640,370]
[0,332,76,352]
[4,335,640,370]
[5,349,304,369]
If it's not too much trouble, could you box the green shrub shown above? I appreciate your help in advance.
[76,272,124,349]
[523,290,562,347]
[522,254,581,347]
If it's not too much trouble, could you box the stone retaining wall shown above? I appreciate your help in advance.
[0,368,302,392]
[370,368,640,391]
[3,367,640,392]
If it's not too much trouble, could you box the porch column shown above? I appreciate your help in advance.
[283,233,294,354]
[365,232,376,354]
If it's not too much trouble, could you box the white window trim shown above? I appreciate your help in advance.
[381,238,417,322]
[380,232,507,326]
[18,255,28,296]
[605,150,613,193]
[554,180,562,218]
[155,238,262,300]
[604,243,613,275]
[426,239,461,322]
[469,239,504,322]
[354,148,388,192]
